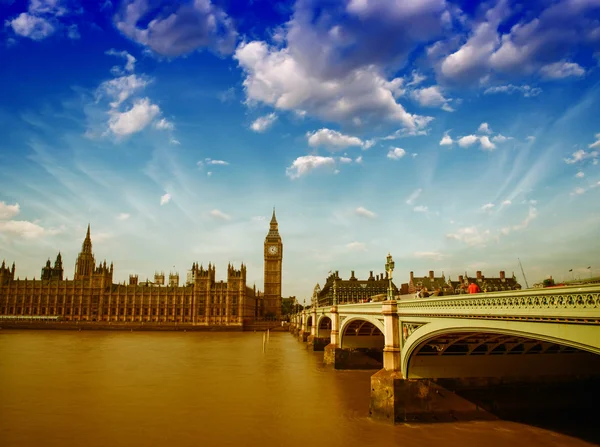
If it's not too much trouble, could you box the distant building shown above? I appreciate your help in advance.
[408,270,521,295]
[0,211,285,325]
[316,270,398,306]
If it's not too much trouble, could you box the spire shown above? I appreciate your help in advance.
[270,207,277,226]
[81,224,92,253]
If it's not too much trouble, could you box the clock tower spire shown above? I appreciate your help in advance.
[264,208,282,319]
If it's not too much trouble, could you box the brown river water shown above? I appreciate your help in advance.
[0,330,596,447]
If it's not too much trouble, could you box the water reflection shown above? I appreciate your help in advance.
[0,330,595,447]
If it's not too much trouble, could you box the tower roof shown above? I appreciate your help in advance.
[81,223,92,253]
[270,207,277,226]
[266,207,281,240]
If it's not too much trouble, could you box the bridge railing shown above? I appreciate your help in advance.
[395,285,600,321]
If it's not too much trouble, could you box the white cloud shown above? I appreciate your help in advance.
[458,135,479,147]
[387,147,406,160]
[0,220,63,240]
[405,188,422,205]
[355,206,376,219]
[479,135,496,151]
[571,187,586,196]
[439,1,599,85]
[108,98,160,137]
[286,155,336,179]
[446,226,491,247]
[484,84,542,97]
[29,0,68,16]
[234,40,432,130]
[67,24,79,39]
[346,241,367,252]
[526,136,536,142]
[206,159,229,166]
[440,132,453,146]
[589,133,600,149]
[413,205,428,213]
[160,193,171,206]
[478,122,492,134]
[0,201,20,220]
[250,113,277,133]
[170,138,180,145]
[209,209,231,221]
[564,149,599,164]
[576,171,585,178]
[7,12,54,40]
[106,49,136,73]
[414,251,446,261]
[458,134,495,150]
[307,128,365,150]
[411,85,453,111]
[154,118,174,131]
[355,155,363,163]
[114,0,238,57]
[339,156,353,164]
[207,171,213,177]
[540,61,585,79]
[512,207,538,231]
[491,133,512,143]
[117,213,131,221]
[406,71,426,87]
[481,203,495,212]
[502,200,512,206]
[98,74,150,108]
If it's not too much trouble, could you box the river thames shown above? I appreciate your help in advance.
[0,330,596,447]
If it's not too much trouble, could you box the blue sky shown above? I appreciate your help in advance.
[1,0,599,298]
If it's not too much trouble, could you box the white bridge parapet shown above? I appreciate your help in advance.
[395,285,600,322]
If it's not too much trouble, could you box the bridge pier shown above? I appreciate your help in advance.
[323,305,340,365]
[306,307,328,350]
[297,310,308,342]
[369,301,492,423]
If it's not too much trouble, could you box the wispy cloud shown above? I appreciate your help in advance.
[347,241,367,251]
[0,201,20,220]
[286,155,336,179]
[209,209,231,221]
[250,113,277,133]
[355,207,376,219]
[160,193,171,206]
[414,251,446,261]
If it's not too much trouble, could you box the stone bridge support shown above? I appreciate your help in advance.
[306,307,328,351]
[323,305,340,364]
[369,301,490,424]
[297,311,308,342]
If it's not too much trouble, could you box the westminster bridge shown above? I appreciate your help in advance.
[289,284,600,423]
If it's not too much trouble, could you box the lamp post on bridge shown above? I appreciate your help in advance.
[385,253,395,301]
[333,279,338,306]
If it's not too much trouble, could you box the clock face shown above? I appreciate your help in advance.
[268,245,278,255]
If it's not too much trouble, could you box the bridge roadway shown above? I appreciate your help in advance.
[289,284,600,423]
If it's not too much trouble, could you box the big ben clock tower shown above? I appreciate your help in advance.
[264,208,283,319]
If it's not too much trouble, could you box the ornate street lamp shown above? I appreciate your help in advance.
[333,279,338,306]
[385,253,395,301]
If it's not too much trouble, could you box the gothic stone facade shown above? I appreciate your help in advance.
[0,211,284,325]
[316,270,398,306]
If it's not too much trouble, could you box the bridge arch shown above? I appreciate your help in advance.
[340,317,385,350]
[316,315,332,338]
[305,315,313,329]
[401,319,600,379]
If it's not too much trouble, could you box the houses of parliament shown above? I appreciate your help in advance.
[0,210,284,327]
